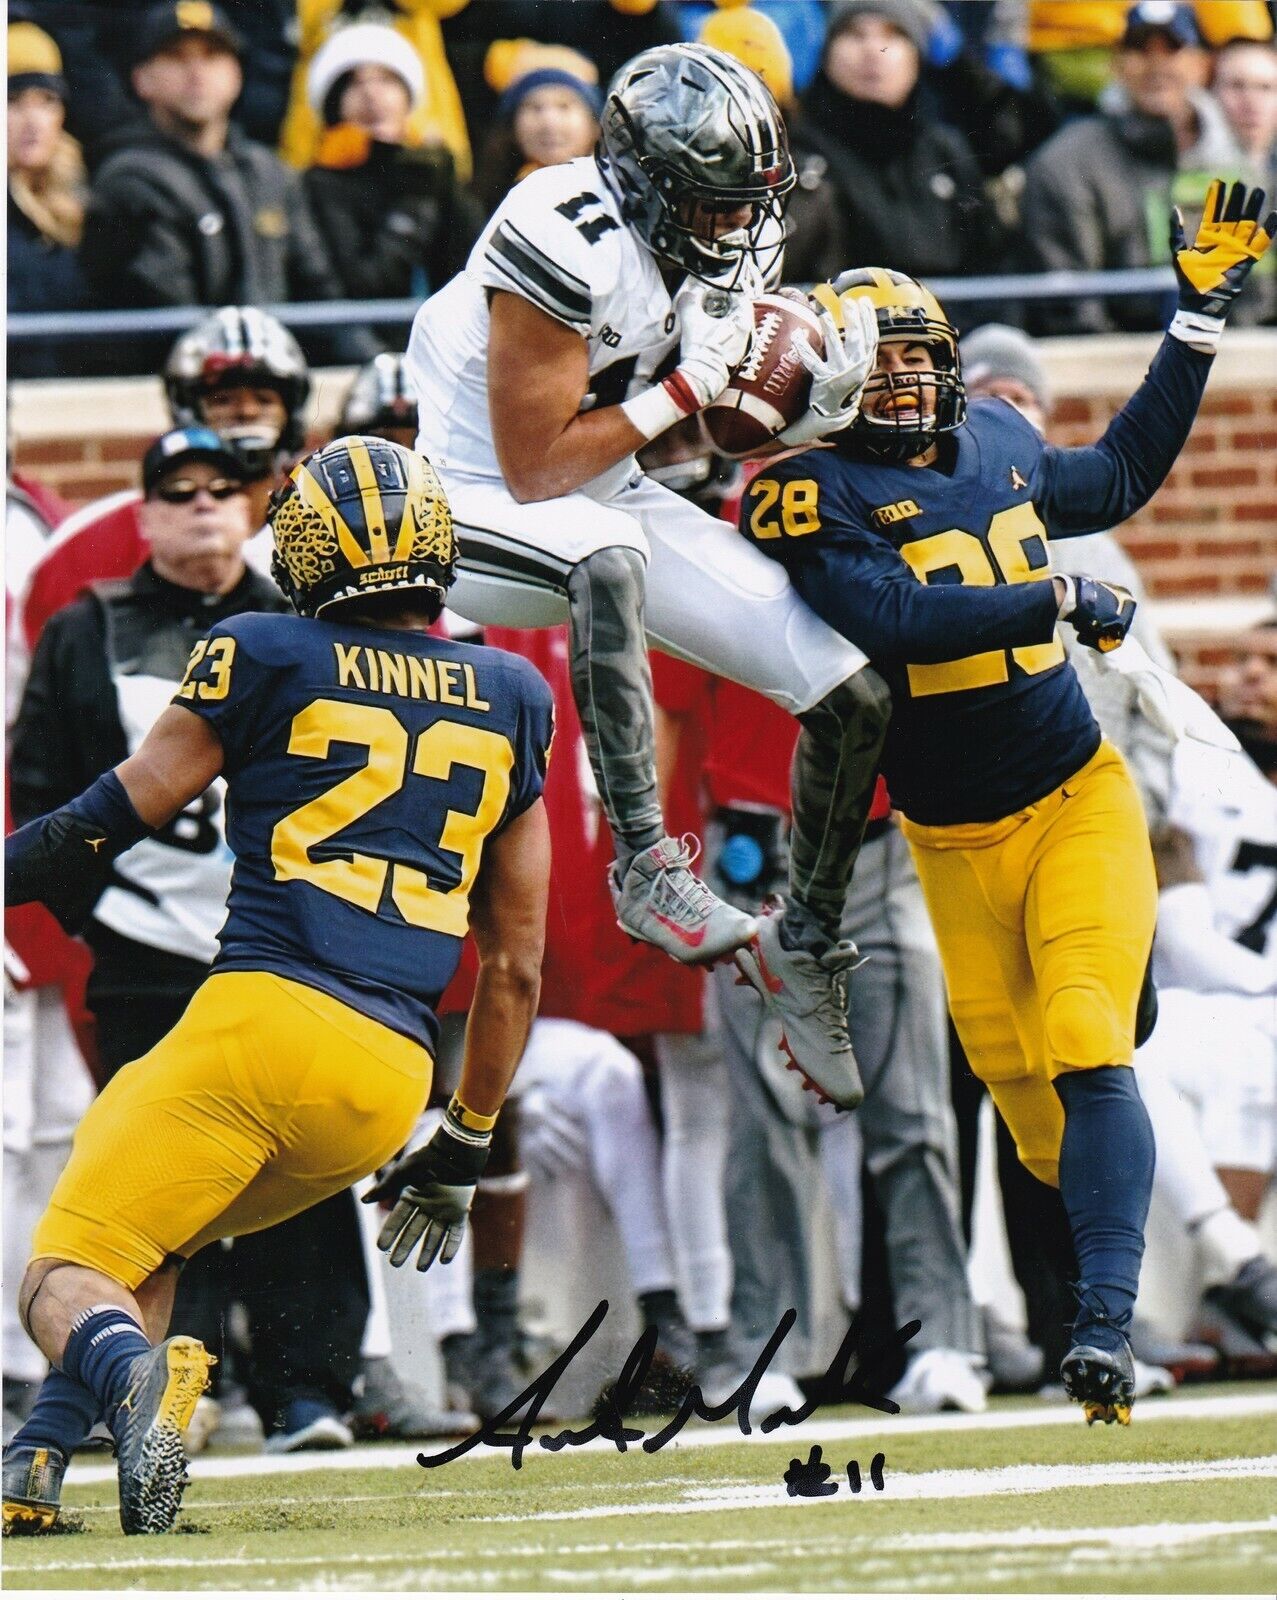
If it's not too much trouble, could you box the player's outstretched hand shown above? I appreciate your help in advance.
[363,1119,491,1272]
[670,271,757,411]
[779,297,879,447]
[1170,179,1275,337]
[1056,574,1137,654]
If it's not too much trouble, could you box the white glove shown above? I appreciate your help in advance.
[778,298,879,448]
[670,273,757,409]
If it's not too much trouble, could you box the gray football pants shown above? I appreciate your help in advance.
[713,824,982,1360]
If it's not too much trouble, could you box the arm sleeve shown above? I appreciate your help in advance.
[503,665,556,825]
[787,539,1061,664]
[1037,335,1213,538]
[171,619,269,776]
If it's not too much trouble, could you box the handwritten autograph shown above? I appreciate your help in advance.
[419,1300,920,1471]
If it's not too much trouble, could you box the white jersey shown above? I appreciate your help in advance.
[409,158,681,495]
[1155,739,1277,1002]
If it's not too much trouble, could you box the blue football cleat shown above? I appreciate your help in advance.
[112,1336,214,1534]
[2,1443,67,1535]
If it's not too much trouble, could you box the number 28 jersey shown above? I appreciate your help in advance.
[409,157,682,493]
[174,612,554,1052]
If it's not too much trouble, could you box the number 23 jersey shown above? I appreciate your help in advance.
[741,399,1101,827]
[174,612,554,1051]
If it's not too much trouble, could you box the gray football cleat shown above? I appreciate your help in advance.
[1061,1336,1135,1426]
[112,1336,214,1534]
[611,836,756,964]
[3,1444,67,1536]
[732,905,864,1109]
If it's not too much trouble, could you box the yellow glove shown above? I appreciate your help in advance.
[1171,178,1275,320]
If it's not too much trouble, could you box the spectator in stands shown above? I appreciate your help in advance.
[692,5,848,286]
[79,3,358,334]
[280,0,475,179]
[7,23,87,376]
[340,352,418,448]
[302,19,482,318]
[1214,38,1277,192]
[1020,2,1244,334]
[1220,618,1277,780]
[792,0,1007,290]
[473,47,602,214]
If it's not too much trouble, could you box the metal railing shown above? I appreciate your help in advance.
[6,267,1180,345]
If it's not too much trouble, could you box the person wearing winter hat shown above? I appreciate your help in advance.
[699,5,794,107]
[793,0,1006,288]
[959,322,1052,433]
[8,23,88,373]
[302,19,482,319]
[474,47,602,212]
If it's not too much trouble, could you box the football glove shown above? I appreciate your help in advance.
[1169,179,1275,351]
[778,297,879,448]
[1057,574,1137,654]
[670,271,758,410]
[363,1110,492,1272]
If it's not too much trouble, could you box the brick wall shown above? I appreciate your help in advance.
[10,331,1276,699]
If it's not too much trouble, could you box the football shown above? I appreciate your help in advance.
[702,290,824,458]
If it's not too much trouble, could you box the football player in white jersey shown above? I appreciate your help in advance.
[408,43,885,1110]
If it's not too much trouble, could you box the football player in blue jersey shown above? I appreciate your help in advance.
[3,438,554,1534]
[738,180,1274,1425]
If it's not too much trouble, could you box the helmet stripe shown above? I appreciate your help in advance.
[346,437,392,564]
[394,451,432,561]
[293,461,370,570]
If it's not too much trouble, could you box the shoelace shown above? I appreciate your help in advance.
[1068,1281,1133,1338]
[647,834,719,923]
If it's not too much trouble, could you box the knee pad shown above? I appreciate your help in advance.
[1044,984,1126,1071]
[567,544,647,614]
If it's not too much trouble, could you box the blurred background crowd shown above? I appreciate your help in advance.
[5,0,1277,1457]
[8,0,1277,376]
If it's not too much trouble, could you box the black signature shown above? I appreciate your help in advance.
[418,1300,920,1471]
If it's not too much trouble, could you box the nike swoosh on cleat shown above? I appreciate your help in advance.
[648,912,707,948]
[751,939,784,995]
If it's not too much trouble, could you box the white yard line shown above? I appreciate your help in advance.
[480,1454,1277,1523]
[16,1516,1276,1578]
[60,1388,1277,1485]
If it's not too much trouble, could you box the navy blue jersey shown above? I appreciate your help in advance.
[173,612,554,1050]
[740,333,1212,825]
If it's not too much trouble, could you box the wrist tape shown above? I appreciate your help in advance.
[1168,309,1224,354]
[621,371,702,442]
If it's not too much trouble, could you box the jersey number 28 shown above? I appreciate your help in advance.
[271,699,514,937]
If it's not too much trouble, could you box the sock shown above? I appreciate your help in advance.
[779,896,836,954]
[472,1267,518,1358]
[59,1305,152,1419]
[1194,1206,1263,1289]
[1055,1068,1155,1351]
[8,1369,100,1460]
[695,1326,732,1370]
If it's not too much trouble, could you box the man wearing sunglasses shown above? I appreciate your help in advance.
[9,426,286,1087]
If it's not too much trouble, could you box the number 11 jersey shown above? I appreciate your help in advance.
[409,156,684,492]
[174,612,554,1051]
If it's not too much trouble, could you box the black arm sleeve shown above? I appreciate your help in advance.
[1039,334,1213,537]
[788,537,1060,664]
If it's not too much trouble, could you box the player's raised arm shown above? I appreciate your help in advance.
[5,703,224,934]
[1040,180,1274,536]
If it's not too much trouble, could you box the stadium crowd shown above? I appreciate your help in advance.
[5,0,1277,1461]
[8,0,1277,374]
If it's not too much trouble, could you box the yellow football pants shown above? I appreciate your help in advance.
[31,971,432,1289]
[901,741,1156,1189]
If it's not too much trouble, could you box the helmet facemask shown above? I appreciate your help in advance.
[599,44,795,288]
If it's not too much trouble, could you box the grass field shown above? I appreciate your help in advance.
[5,1388,1275,1592]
